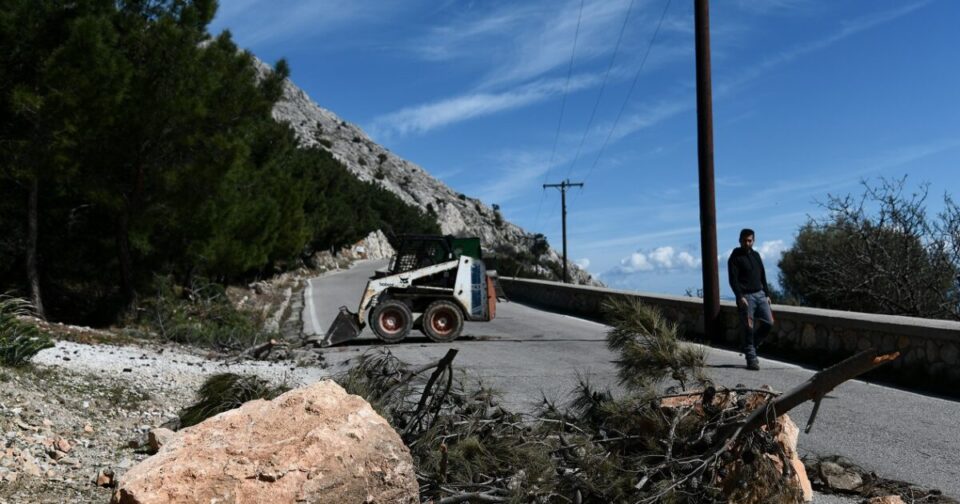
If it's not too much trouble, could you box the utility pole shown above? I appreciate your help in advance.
[695,0,721,343]
[543,179,584,283]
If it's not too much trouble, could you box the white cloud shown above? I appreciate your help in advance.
[756,240,787,260]
[414,0,666,89]
[370,74,600,139]
[211,0,401,46]
[377,0,693,140]
[576,258,591,269]
[614,246,702,274]
[717,1,930,97]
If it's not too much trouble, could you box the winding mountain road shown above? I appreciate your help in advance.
[305,260,960,499]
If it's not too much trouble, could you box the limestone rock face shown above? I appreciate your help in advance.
[111,381,418,504]
[254,59,599,286]
[354,230,396,260]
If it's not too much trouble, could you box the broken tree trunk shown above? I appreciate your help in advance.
[641,348,900,503]
[723,348,900,451]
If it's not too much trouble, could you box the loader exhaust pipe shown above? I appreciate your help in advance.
[320,306,362,347]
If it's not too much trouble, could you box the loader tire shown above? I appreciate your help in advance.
[371,300,412,343]
[422,300,464,343]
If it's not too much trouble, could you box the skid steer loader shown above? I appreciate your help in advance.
[320,235,498,347]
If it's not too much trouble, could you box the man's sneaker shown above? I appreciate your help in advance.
[746,360,760,371]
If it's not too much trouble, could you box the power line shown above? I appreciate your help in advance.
[563,0,637,181]
[533,0,585,233]
[578,0,672,188]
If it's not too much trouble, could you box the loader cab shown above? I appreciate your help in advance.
[388,235,482,275]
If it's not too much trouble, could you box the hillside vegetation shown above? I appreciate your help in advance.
[0,0,438,325]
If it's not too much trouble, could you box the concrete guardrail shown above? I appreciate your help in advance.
[500,276,960,394]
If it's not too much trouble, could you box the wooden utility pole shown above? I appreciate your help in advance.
[544,179,584,283]
[695,0,721,343]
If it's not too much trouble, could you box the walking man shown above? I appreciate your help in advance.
[727,228,774,370]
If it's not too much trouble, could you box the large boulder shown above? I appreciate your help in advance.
[111,381,418,504]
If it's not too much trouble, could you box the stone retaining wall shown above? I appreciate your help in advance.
[500,277,960,392]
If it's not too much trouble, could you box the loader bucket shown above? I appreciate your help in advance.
[320,306,362,347]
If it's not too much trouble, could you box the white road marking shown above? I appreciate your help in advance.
[304,278,321,336]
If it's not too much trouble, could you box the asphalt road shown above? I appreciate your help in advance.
[304,260,960,499]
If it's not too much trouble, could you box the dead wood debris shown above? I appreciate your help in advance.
[338,348,898,503]
[335,301,900,503]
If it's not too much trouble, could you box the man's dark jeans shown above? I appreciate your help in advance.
[739,291,773,363]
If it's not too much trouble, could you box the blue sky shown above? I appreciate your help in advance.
[210,0,960,297]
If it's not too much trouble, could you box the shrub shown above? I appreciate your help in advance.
[352,136,361,143]
[0,295,54,367]
[358,157,367,166]
[375,167,385,180]
[377,153,388,164]
[780,177,960,319]
[178,373,289,429]
[318,138,333,148]
[457,193,466,200]
[140,276,268,351]
[531,233,549,257]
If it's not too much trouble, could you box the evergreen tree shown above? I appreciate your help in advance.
[0,0,441,325]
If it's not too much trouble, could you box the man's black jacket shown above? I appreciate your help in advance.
[727,247,769,300]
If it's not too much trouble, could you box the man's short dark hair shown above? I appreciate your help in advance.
[739,228,755,240]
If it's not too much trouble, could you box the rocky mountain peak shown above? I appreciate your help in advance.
[256,59,597,285]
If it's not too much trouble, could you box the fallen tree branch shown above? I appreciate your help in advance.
[732,348,899,441]
[405,348,459,435]
[637,348,900,503]
[384,348,459,401]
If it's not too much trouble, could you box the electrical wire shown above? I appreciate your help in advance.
[533,0,585,232]
[562,0,637,181]
[578,0,672,189]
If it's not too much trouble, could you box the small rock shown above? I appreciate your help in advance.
[15,420,38,432]
[60,457,80,466]
[96,468,116,488]
[820,461,862,491]
[147,428,175,453]
[54,437,72,453]
[83,424,94,433]
[22,457,42,477]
